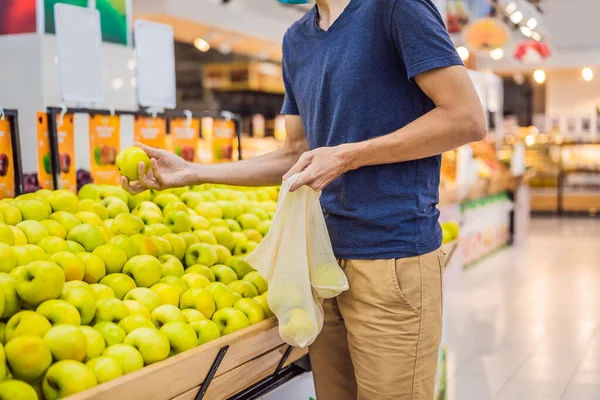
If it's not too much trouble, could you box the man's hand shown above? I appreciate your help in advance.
[283,145,353,192]
[121,143,191,195]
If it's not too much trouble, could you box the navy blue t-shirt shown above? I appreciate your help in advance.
[281,0,463,259]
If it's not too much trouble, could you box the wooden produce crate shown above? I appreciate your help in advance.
[68,318,307,400]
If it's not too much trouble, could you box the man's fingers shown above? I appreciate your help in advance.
[151,158,164,186]
[137,162,149,188]
[135,142,161,158]
[121,176,143,195]
[283,154,311,181]
[289,170,314,193]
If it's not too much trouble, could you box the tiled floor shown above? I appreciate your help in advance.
[445,218,600,400]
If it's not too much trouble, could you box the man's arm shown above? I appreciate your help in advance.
[286,65,486,192]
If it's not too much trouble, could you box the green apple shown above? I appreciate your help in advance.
[67,240,86,253]
[236,213,260,230]
[0,273,22,318]
[181,273,211,290]
[243,229,263,243]
[159,276,188,297]
[103,344,144,374]
[5,311,52,342]
[37,236,69,255]
[42,360,97,399]
[211,307,250,335]
[67,224,105,252]
[73,211,102,226]
[225,219,242,233]
[201,191,217,202]
[0,379,39,399]
[143,225,156,237]
[148,223,170,236]
[163,201,188,215]
[111,213,145,236]
[253,293,273,318]
[152,193,179,210]
[228,280,258,299]
[219,201,244,220]
[124,327,170,365]
[9,265,24,279]
[78,199,109,220]
[123,300,151,319]
[179,232,199,249]
[116,146,151,182]
[50,211,81,233]
[89,284,115,300]
[208,219,228,229]
[78,184,102,201]
[234,241,258,256]
[10,226,27,245]
[108,235,138,260]
[185,265,215,282]
[213,245,232,265]
[206,283,238,310]
[36,299,81,326]
[195,203,223,219]
[136,210,162,226]
[210,227,235,251]
[127,190,152,211]
[95,298,129,323]
[0,244,16,273]
[86,356,123,384]
[234,298,265,324]
[99,185,129,203]
[162,233,186,261]
[150,283,180,306]
[92,244,128,275]
[43,325,87,361]
[79,326,105,361]
[210,265,238,285]
[179,289,215,319]
[151,304,185,328]
[76,253,106,284]
[94,322,126,347]
[226,256,255,280]
[0,203,22,225]
[47,190,78,213]
[150,236,172,258]
[248,208,269,221]
[63,280,91,292]
[185,243,219,267]
[16,261,64,307]
[0,223,14,246]
[60,287,96,325]
[243,271,268,295]
[163,211,192,234]
[193,230,218,245]
[118,315,154,334]
[130,234,157,257]
[189,320,221,345]
[100,274,136,300]
[190,215,210,231]
[257,220,271,236]
[49,252,85,281]
[15,221,48,245]
[160,322,197,355]
[103,219,114,230]
[40,220,67,239]
[122,255,161,287]
[182,309,206,323]
[5,335,52,382]
[101,197,129,218]
[15,200,51,221]
[123,288,161,313]
[181,192,205,210]
[132,201,161,216]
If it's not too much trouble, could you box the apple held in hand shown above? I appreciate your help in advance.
[179,288,215,319]
[93,244,128,274]
[228,280,259,299]
[43,325,87,361]
[116,147,151,182]
[211,307,250,335]
[100,273,137,300]
[160,322,197,355]
[36,299,81,326]
[80,326,105,361]
[0,379,39,400]
[67,224,105,252]
[16,261,65,307]
[94,322,126,347]
[234,298,266,324]
[122,255,162,288]
[86,356,123,384]
[118,315,155,334]
[5,335,53,382]
[103,344,144,374]
[211,265,238,285]
[243,271,268,295]
[42,360,97,400]
[123,288,162,313]
[95,298,130,324]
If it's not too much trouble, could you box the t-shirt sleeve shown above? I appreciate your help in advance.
[281,49,300,115]
[391,0,464,80]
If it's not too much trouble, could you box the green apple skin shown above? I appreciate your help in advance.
[193,230,218,245]
[124,327,171,365]
[208,218,228,229]
[94,322,126,347]
[185,265,215,282]
[242,271,268,295]
[211,265,238,285]
[89,284,116,300]
[80,326,105,361]
[153,193,180,210]
[93,244,128,274]
[123,288,162,313]
[133,201,162,216]
[163,201,188,215]
[150,283,180,307]
[236,213,261,230]
[179,232,200,249]
[101,197,129,219]
[122,255,162,288]
[135,210,163,226]
[253,293,274,318]
[40,220,67,239]
[103,344,144,374]
[36,300,81,326]
[130,234,159,257]
[67,224,105,252]
[160,322,197,355]
[228,281,259,299]
[210,227,236,251]
[159,276,188,297]
[5,335,53,382]
[111,213,145,236]
[50,211,81,233]
[60,287,96,325]
[248,208,269,221]
[195,202,223,219]
[66,240,86,253]
[211,307,250,335]
[0,203,23,225]
[0,223,14,246]
[16,220,49,244]
[78,199,109,220]
[76,253,106,284]
[208,285,238,310]
[148,223,171,236]
[190,320,221,345]
[86,356,123,384]
[0,243,16,273]
[151,236,172,258]
[127,190,152,211]
[108,235,138,260]
[78,184,102,201]
[10,226,27,245]
[181,273,211,289]
[16,261,65,307]
[116,147,151,182]
[218,201,244,220]
[242,229,263,244]
[100,184,133,205]
[13,245,47,267]
[95,298,130,324]
[0,379,39,400]
[189,214,210,231]
[213,244,232,265]
[49,252,85,282]
[43,325,87,361]
[159,255,185,277]
[37,236,69,255]
[233,241,258,256]
[5,311,52,342]
[42,360,97,400]
[182,309,206,323]
[0,273,22,318]
[100,274,137,300]
[162,234,187,261]
[185,243,219,268]
[234,298,266,324]
[226,256,255,280]
[74,211,102,226]
[118,315,155,334]
[164,211,192,234]
[181,192,205,210]
[122,300,152,319]
[15,200,51,221]
[151,304,186,328]
[179,289,216,319]
[226,219,243,233]
[48,190,79,213]
[257,220,271,236]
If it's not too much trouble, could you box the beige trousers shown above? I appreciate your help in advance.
[309,248,446,400]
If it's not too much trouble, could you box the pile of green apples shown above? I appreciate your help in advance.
[0,179,278,399]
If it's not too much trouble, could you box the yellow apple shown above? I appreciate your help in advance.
[116,147,151,182]
[159,276,188,297]
[181,273,211,289]
[43,325,87,361]
[185,265,215,282]
[122,255,162,288]
[50,211,81,233]
[0,244,16,273]
[67,224,105,252]
[60,287,96,325]
[0,273,22,318]
[148,223,171,236]
[89,284,116,300]
[189,320,221,345]
[80,326,106,361]
[37,236,69,255]
[39,219,67,239]
[242,271,268,295]
[160,322,197,355]
[130,234,157,257]
[123,288,162,313]
[118,315,154,334]
[151,236,172,258]
[111,213,145,236]
[253,292,274,318]
[211,307,250,335]
[179,232,200,249]
[0,379,39,399]
[9,226,27,245]
[15,200,51,221]
[212,244,232,265]
[76,253,106,284]
[36,299,81,326]
[94,322,126,347]
[101,197,129,219]
[179,288,215,319]
[193,230,217,245]
[185,243,219,267]
[102,344,144,374]
[93,244,128,274]
[86,356,123,384]
[100,274,136,300]
[74,211,103,226]
[49,252,85,281]
[15,221,48,245]
[150,283,180,306]
[124,327,170,365]
[42,360,97,399]
[48,190,79,213]
[108,235,138,260]
[233,298,265,324]
[16,261,64,307]
[182,308,206,323]
[122,300,151,319]
[5,311,52,342]
[5,335,52,382]
[95,298,129,324]
[0,203,22,225]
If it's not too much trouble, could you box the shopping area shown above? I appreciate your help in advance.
[0,0,598,399]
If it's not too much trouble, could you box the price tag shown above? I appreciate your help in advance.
[89,115,121,185]
[36,113,76,191]
[0,119,15,198]
[170,118,200,163]
[134,116,166,148]
[36,113,54,190]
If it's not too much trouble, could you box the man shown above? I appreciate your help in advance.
[123,0,485,398]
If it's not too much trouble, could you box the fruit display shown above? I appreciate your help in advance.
[0,171,278,399]
[441,221,459,245]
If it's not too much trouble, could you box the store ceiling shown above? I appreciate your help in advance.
[543,0,600,50]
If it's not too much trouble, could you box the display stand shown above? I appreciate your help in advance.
[0,108,24,197]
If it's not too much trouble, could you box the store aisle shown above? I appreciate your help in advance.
[445,218,600,400]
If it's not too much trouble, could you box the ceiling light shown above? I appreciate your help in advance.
[510,11,524,24]
[520,26,532,37]
[582,67,594,82]
[457,46,470,61]
[505,2,517,15]
[193,38,210,52]
[526,18,538,30]
[490,48,504,60]
[533,69,546,84]
[219,43,232,55]
[525,134,536,146]
[531,31,542,41]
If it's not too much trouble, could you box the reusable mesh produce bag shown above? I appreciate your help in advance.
[245,174,348,347]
